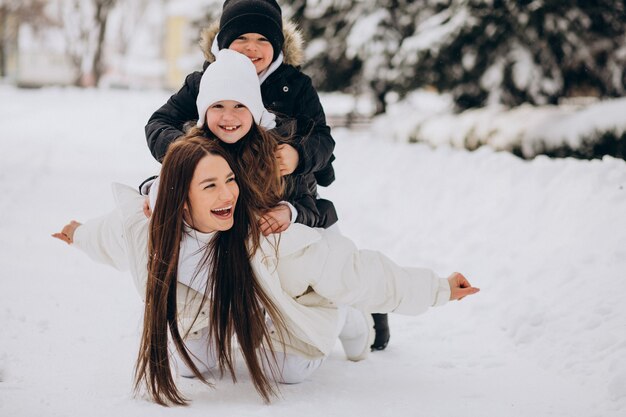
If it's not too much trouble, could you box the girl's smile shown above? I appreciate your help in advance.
[206,100,253,144]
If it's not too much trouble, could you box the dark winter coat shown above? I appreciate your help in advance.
[145,20,337,228]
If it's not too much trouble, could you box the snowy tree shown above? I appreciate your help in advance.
[291,0,626,112]
[289,0,363,95]
[340,0,422,114]
[56,0,117,86]
[112,0,150,58]
[392,0,626,109]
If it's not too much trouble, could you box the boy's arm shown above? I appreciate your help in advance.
[288,175,338,229]
[289,76,336,178]
[145,71,203,162]
[292,196,338,229]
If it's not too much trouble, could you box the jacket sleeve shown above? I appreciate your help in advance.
[291,196,339,229]
[73,184,150,297]
[291,192,321,227]
[145,71,202,162]
[277,227,450,315]
[290,76,336,178]
[286,175,338,228]
[73,210,129,271]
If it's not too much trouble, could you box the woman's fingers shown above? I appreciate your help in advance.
[51,232,71,244]
[52,220,82,245]
[448,272,480,301]
[142,198,152,218]
[457,287,480,299]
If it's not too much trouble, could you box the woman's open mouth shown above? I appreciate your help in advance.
[211,205,233,219]
[220,125,241,132]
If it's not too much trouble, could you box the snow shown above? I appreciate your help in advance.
[374,93,626,158]
[1,86,625,416]
[319,92,376,117]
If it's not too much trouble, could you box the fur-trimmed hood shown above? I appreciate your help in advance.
[199,19,305,67]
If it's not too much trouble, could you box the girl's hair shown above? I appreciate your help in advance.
[134,130,286,406]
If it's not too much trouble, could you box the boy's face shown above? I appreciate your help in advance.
[228,33,274,74]
[206,100,253,144]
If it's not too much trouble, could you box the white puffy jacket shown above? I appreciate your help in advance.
[74,184,450,359]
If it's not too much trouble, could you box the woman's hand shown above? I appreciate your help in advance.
[259,205,291,236]
[51,220,82,245]
[447,272,480,301]
[276,144,299,176]
[142,197,152,218]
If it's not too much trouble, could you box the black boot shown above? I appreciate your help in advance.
[370,313,390,351]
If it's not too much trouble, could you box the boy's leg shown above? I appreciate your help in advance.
[371,313,390,351]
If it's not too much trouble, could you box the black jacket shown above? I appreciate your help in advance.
[146,64,335,180]
[145,23,337,228]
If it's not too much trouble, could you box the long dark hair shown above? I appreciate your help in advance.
[134,132,286,406]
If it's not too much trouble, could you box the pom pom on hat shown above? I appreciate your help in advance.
[217,0,284,61]
[196,49,276,129]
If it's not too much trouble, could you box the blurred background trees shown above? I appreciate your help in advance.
[1,0,153,87]
[0,0,51,78]
[58,0,117,86]
[4,0,625,110]
[291,0,626,113]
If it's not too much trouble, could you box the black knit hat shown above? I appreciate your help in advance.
[217,0,284,61]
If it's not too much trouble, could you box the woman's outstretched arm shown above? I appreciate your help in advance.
[274,225,479,315]
[52,210,129,271]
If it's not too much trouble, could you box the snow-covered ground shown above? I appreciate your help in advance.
[1,87,625,416]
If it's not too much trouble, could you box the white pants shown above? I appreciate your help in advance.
[173,306,351,384]
[173,327,325,384]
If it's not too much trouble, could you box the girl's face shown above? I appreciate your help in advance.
[185,154,239,234]
[206,100,253,144]
[228,33,274,74]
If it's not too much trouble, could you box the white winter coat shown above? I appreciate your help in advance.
[74,184,450,359]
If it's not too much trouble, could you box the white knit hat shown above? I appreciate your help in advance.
[196,49,276,129]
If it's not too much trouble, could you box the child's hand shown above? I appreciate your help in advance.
[276,144,299,176]
[51,220,82,245]
[447,272,480,301]
[259,205,292,236]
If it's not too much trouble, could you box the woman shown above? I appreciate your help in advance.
[53,50,479,407]
[53,135,478,406]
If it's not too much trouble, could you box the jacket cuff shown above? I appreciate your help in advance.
[432,278,451,307]
[278,201,298,224]
[292,140,317,176]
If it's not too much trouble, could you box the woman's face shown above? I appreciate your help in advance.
[228,32,274,74]
[185,154,239,233]
[206,100,253,144]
